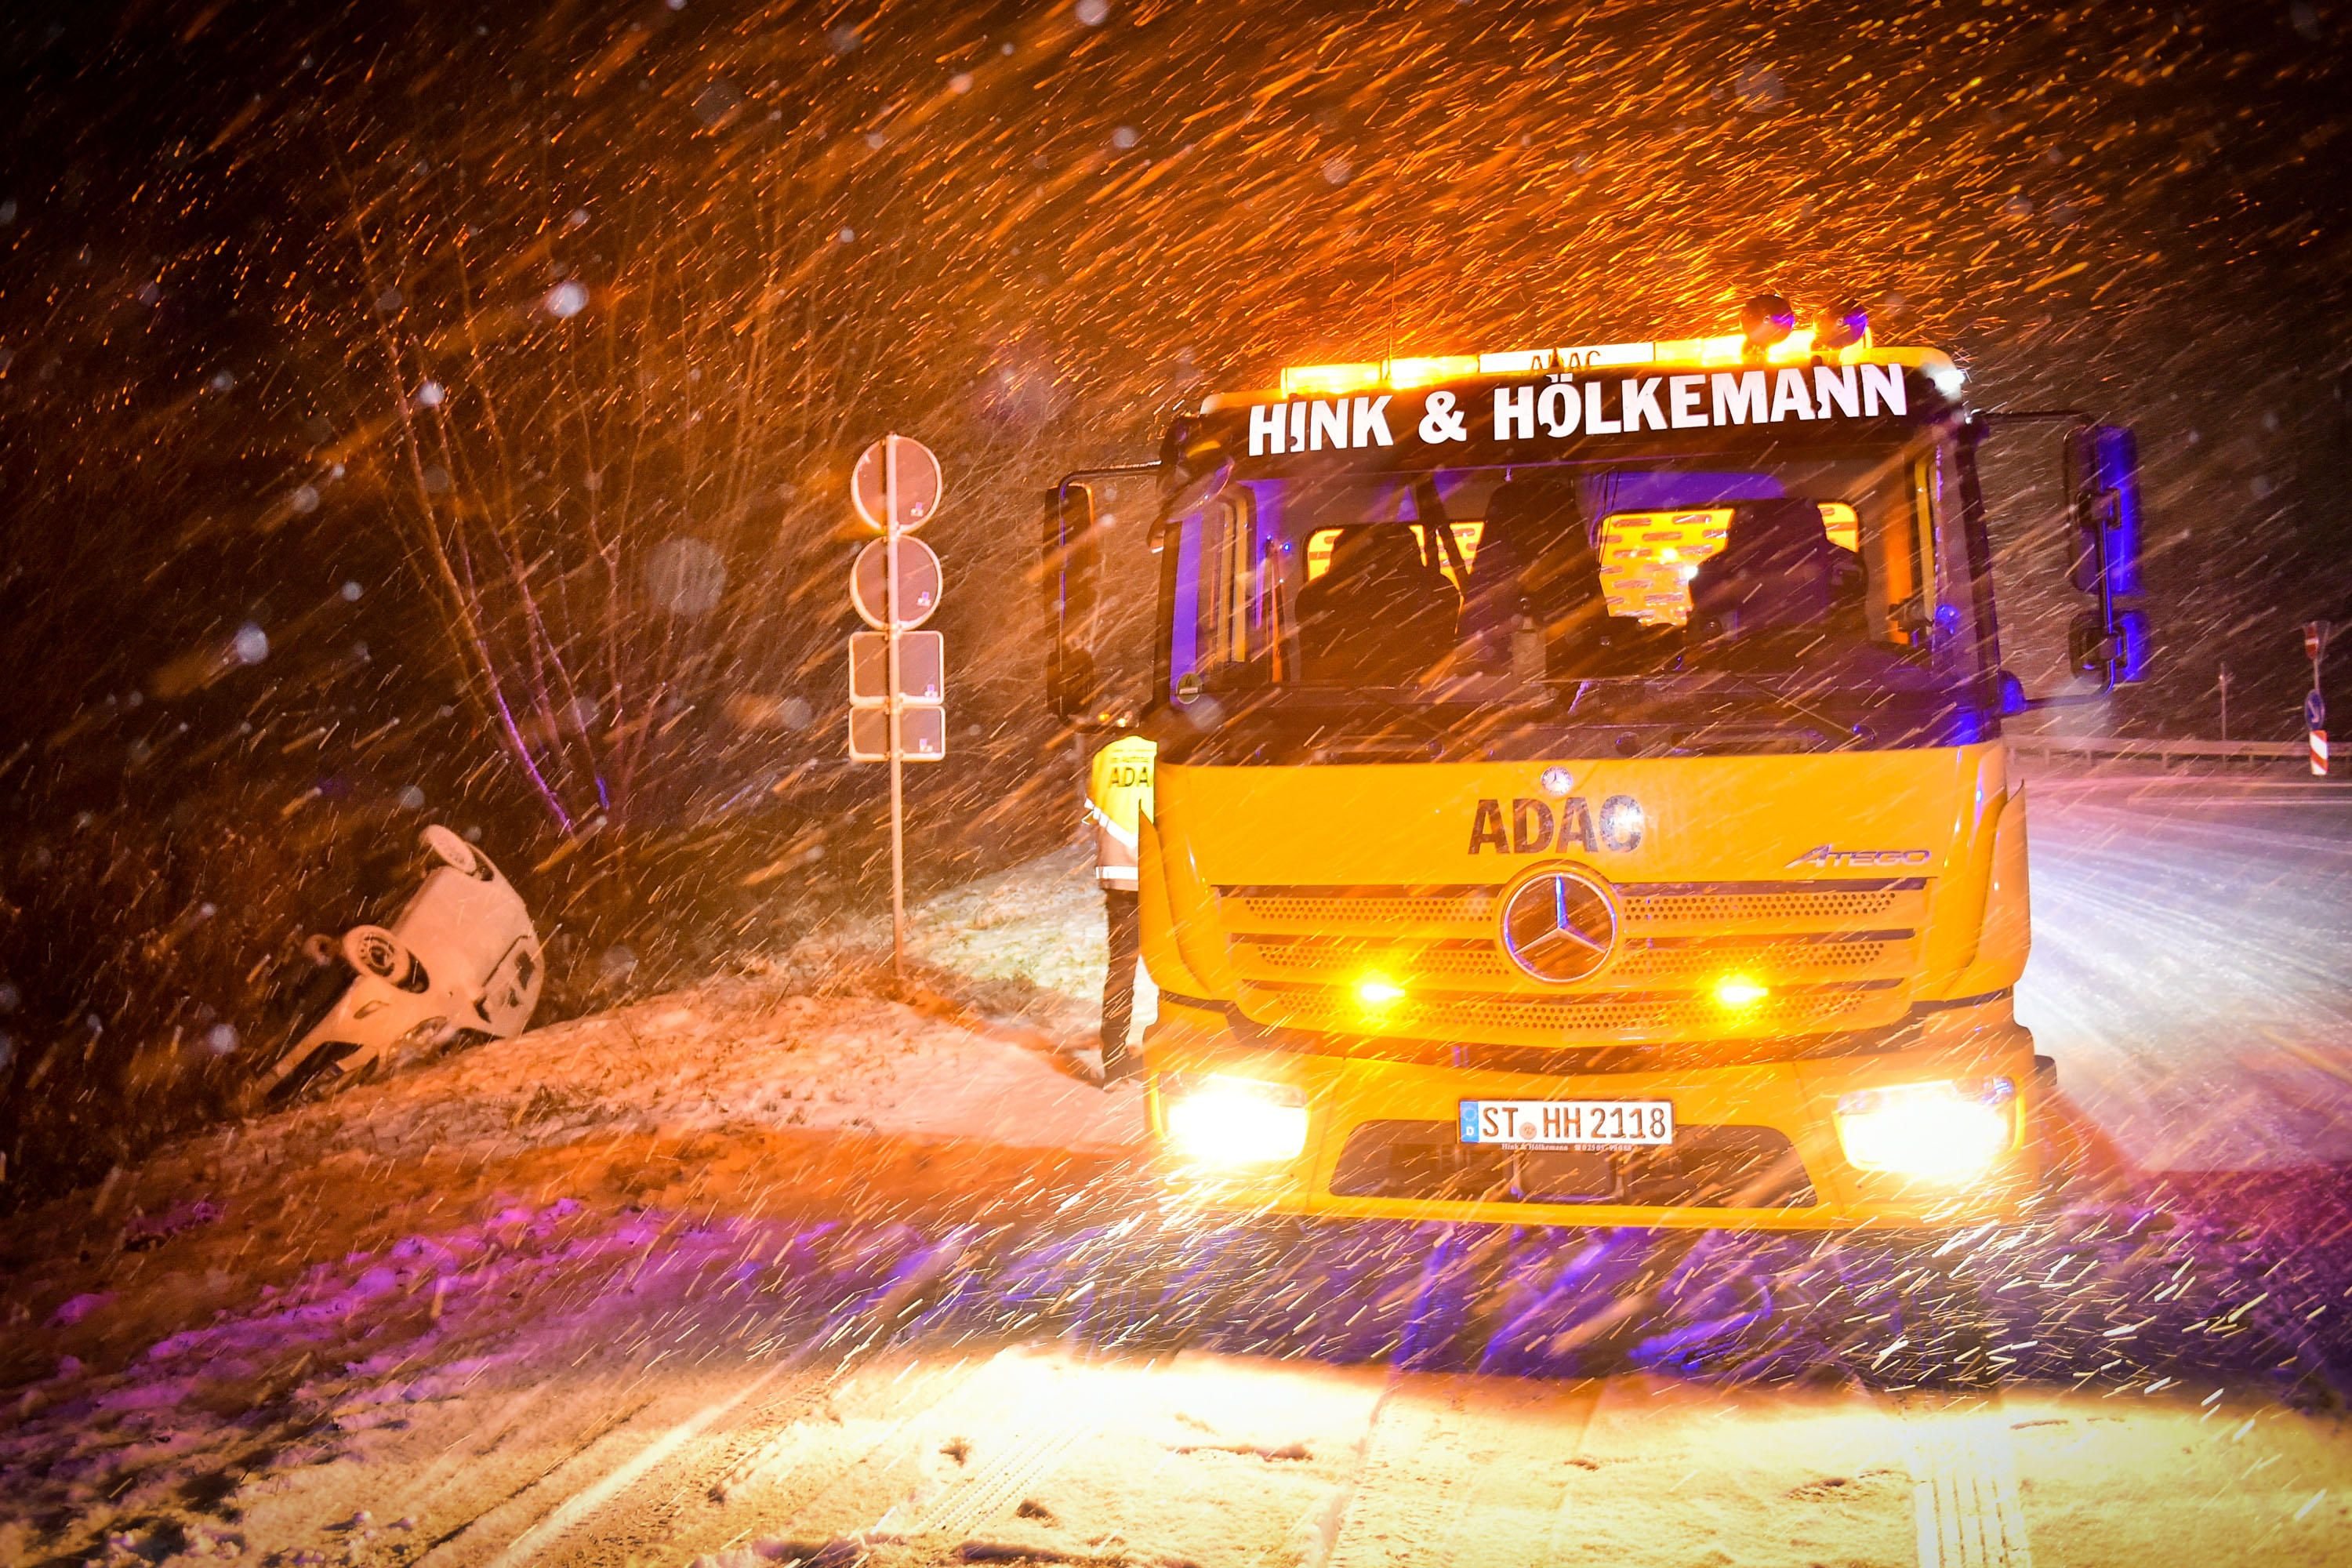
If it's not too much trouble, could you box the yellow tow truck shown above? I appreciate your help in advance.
[1044,296,2146,1235]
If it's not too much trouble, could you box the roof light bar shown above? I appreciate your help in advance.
[1277,361,1384,397]
[1474,349,1551,376]
[1382,354,1480,389]
[1278,325,1864,397]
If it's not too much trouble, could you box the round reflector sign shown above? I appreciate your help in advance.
[851,434,943,533]
[850,537,943,631]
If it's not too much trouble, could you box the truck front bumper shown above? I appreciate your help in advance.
[1139,996,2042,1232]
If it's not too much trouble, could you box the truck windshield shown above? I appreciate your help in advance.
[1163,430,1988,734]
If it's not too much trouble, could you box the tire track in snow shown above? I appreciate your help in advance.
[870,1403,1092,1538]
[482,1225,985,1564]
[758,1348,1094,1546]
[1895,1394,2034,1568]
[703,1354,997,1547]
[419,1396,657,1559]
[1318,1374,1605,1568]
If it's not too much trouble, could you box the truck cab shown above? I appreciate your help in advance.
[1045,301,2146,1232]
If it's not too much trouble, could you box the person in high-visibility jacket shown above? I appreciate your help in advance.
[1087,732,1156,1085]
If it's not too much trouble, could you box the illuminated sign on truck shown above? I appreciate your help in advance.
[1247,363,1915,456]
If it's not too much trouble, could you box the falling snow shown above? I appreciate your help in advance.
[0,2,2348,1560]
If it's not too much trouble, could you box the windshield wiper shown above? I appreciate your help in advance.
[1713,677,1857,743]
[1544,675,1841,751]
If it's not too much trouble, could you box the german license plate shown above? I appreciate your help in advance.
[1458,1099,1674,1148]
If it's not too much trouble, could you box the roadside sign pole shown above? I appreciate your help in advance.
[885,434,907,978]
[844,430,946,979]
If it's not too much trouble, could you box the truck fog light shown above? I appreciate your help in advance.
[1712,974,1769,1009]
[1354,972,1406,1010]
[1163,1074,1309,1167]
[1835,1078,2016,1181]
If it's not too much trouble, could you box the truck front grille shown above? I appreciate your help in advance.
[1237,931,1909,987]
[1217,879,1924,1047]
[1234,978,1896,1041]
[1220,887,1497,936]
[1219,880,1919,937]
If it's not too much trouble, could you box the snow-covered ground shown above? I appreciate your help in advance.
[0,844,1149,1564]
[5,808,2352,1566]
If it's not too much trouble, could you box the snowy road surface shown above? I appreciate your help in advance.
[5,771,2351,1566]
[2019,773,2352,1171]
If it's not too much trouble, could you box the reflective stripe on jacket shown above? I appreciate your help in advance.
[1087,735,1156,889]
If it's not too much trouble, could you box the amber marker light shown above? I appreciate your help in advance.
[1381,354,1479,389]
[1277,361,1383,397]
[1713,975,1769,1009]
[1277,318,1864,401]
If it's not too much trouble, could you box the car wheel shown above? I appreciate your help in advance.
[422,824,496,881]
[345,927,432,993]
[342,925,414,983]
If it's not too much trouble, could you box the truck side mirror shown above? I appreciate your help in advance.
[2062,423,2150,687]
[2111,608,2150,684]
[1998,670,2029,717]
[1042,481,1102,720]
[2067,612,2108,675]
[2063,424,2143,597]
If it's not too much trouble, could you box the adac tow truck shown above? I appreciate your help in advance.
[1044,296,2146,1236]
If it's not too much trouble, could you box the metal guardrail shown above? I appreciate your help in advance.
[2005,735,2303,766]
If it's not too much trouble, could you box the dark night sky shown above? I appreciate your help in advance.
[1,0,2347,754]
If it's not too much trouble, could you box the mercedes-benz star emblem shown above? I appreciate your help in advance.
[1499,866,1620,985]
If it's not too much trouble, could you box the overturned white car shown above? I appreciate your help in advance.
[260,825,545,1105]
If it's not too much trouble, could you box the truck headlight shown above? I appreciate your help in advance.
[1162,1074,1309,1167]
[1835,1077,2016,1182]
